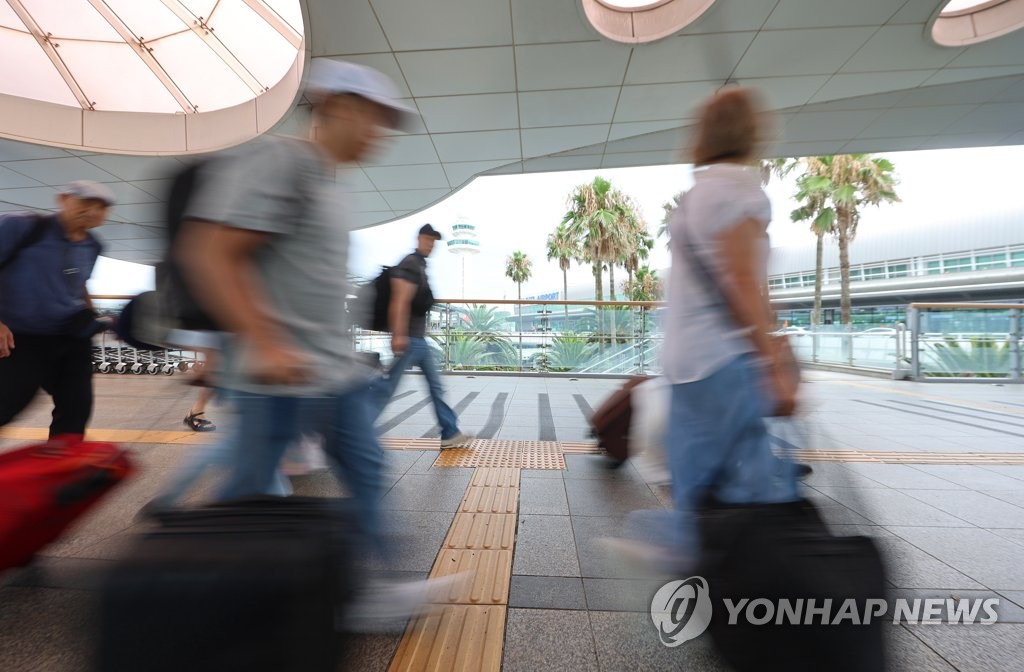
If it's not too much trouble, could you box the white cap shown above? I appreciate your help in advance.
[60,180,116,206]
[304,59,416,130]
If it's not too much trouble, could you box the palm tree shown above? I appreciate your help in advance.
[562,176,637,340]
[549,334,598,371]
[658,191,684,247]
[787,155,900,326]
[505,251,532,369]
[546,222,578,324]
[789,160,836,327]
[460,304,510,336]
[622,265,664,302]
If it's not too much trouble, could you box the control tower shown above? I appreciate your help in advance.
[447,219,480,297]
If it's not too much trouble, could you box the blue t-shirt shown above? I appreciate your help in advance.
[0,213,103,335]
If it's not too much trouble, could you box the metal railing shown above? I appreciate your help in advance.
[354,299,665,376]
[908,303,1022,382]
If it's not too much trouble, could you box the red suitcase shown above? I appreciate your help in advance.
[0,437,133,570]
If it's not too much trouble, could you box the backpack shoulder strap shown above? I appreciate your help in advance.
[0,215,50,273]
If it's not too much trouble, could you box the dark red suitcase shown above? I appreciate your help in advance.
[0,437,133,570]
[589,376,649,466]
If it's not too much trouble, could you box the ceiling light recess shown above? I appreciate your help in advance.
[585,0,717,44]
[931,0,1024,46]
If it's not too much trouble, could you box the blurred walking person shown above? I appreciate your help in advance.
[175,60,457,625]
[373,224,473,448]
[0,181,115,437]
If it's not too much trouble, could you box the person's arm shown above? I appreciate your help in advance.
[0,217,36,358]
[716,217,775,358]
[175,219,309,385]
[716,218,798,415]
[388,276,417,355]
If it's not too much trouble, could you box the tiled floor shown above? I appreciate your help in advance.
[1,371,1023,670]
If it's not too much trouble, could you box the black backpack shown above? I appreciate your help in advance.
[368,266,392,333]
[158,161,218,332]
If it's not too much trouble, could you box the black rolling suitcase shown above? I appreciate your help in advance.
[96,496,355,672]
[699,498,888,672]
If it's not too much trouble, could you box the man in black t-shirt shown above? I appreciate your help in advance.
[377,224,472,449]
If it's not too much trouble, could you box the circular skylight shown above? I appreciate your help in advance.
[597,0,667,8]
[586,0,717,44]
[940,0,1006,16]
[0,0,304,154]
[932,0,1024,45]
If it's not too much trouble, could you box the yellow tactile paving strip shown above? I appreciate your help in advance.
[433,440,565,469]
[0,426,209,444]
[389,467,521,672]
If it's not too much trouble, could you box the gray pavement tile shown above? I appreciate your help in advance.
[886,589,1024,624]
[1000,591,1024,609]
[495,427,545,440]
[813,486,975,527]
[381,450,423,474]
[520,477,570,515]
[377,510,453,573]
[521,468,565,479]
[570,515,643,580]
[339,633,403,672]
[564,478,661,517]
[980,466,1024,482]
[886,624,958,672]
[0,587,96,672]
[513,514,580,577]
[828,524,897,538]
[902,490,1024,529]
[582,578,665,612]
[800,462,883,488]
[503,609,599,672]
[875,537,987,590]
[588,611,731,672]
[905,623,1024,672]
[404,450,446,474]
[984,490,1024,508]
[2,556,114,592]
[563,454,644,481]
[885,526,1024,591]
[843,464,969,490]
[913,465,1024,491]
[379,471,472,512]
[508,575,586,610]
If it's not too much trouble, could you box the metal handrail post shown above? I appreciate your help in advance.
[910,307,921,380]
[444,303,452,372]
[1010,308,1022,381]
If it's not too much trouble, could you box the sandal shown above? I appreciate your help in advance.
[184,411,217,432]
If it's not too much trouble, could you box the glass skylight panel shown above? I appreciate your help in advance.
[0,30,79,106]
[101,0,190,41]
[180,0,219,20]
[263,0,303,33]
[207,0,295,86]
[25,2,123,41]
[149,30,254,111]
[0,3,26,30]
[941,0,1002,13]
[55,41,183,113]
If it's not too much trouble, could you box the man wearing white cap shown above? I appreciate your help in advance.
[0,180,115,437]
[176,60,456,625]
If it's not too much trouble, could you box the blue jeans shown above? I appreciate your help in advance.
[216,381,386,555]
[373,337,459,440]
[630,354,799,566]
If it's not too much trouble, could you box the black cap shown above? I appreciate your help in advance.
[419,223,442,240]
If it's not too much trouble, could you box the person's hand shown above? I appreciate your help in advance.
[248,338,311,386]
[0,322,13,358]
[768,336,800,416]
[391,333,409,357]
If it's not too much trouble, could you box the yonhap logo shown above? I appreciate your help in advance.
[650,576,713,647]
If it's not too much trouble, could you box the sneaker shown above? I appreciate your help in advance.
[440,431,474,449]
[338,573,469,633]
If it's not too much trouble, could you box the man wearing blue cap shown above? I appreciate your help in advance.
[0,180,115,437]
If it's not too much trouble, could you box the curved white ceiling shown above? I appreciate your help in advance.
[1,0,1023,264]
[0,0,303,153]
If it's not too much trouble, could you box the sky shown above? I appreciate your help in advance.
[87,144,1024,300]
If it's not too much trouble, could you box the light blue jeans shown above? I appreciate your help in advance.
[372,337,459,439]
[216,380,386,555]
[630,354,799,566]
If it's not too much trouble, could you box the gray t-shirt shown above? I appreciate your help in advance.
[662,163,771,384]
[186,137,367,395]
[392,251,431,338]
